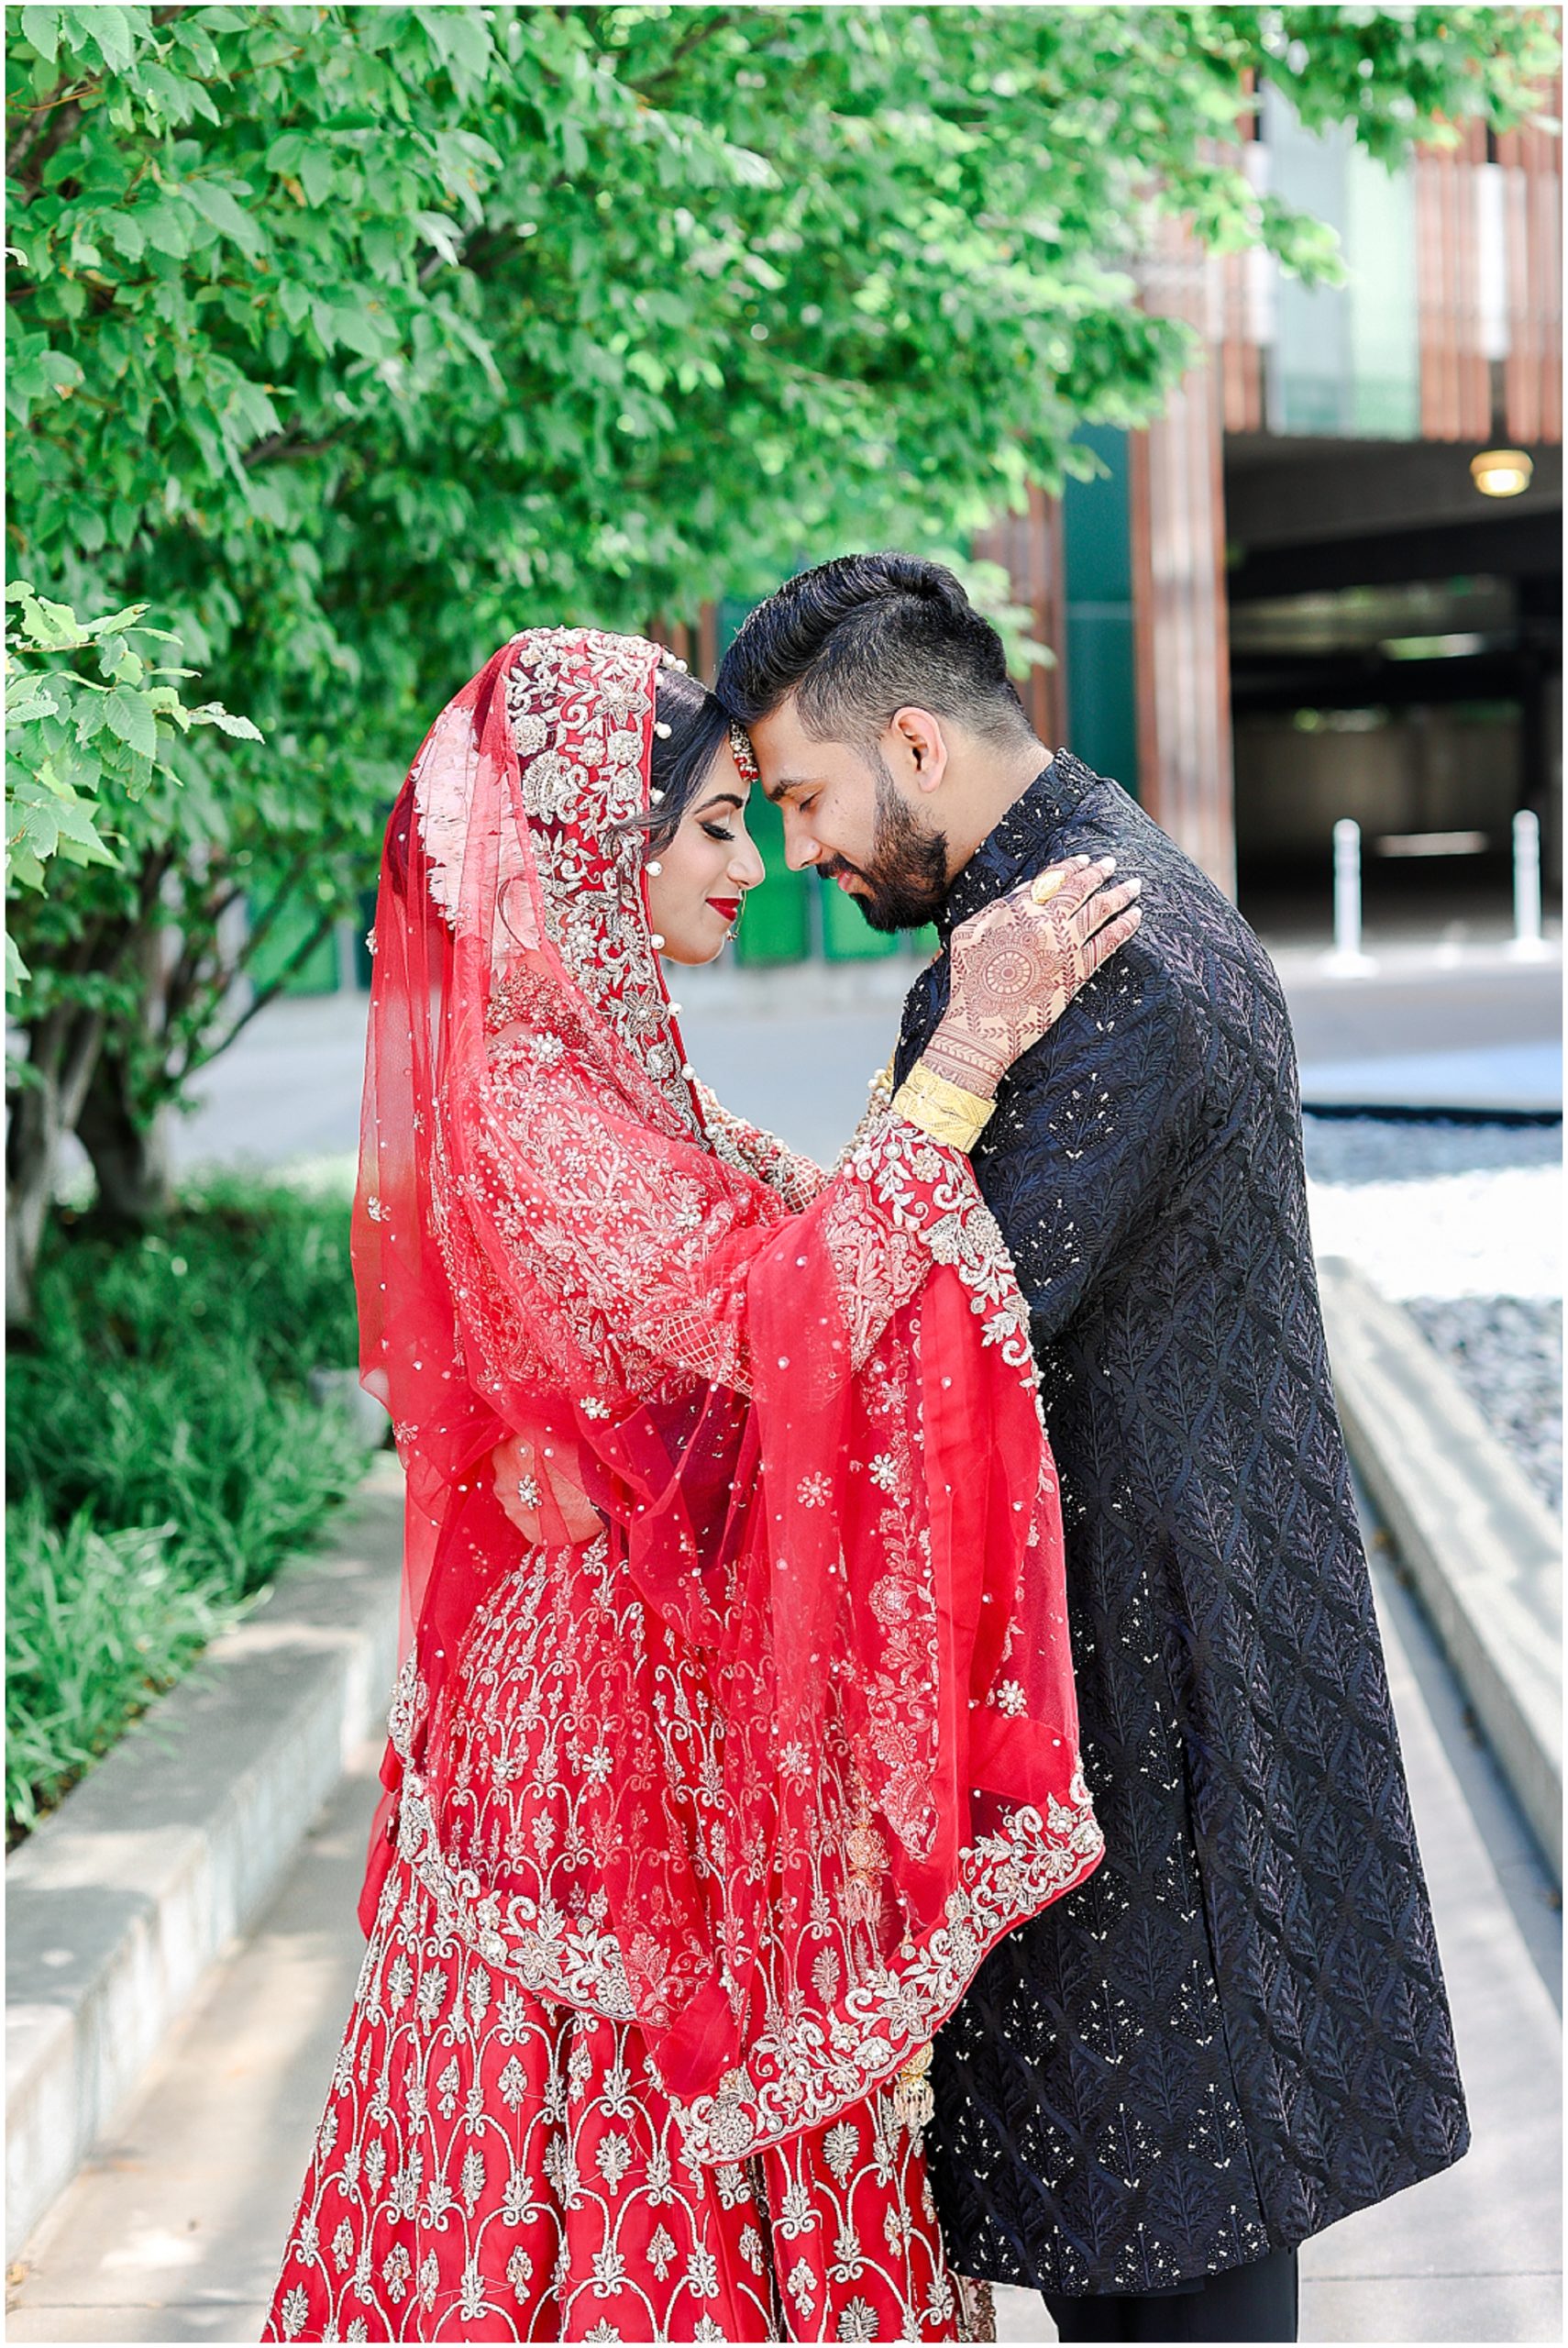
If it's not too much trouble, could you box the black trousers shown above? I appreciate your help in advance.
[1042,2247,1298,2343]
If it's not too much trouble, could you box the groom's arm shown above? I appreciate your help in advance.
[979,947,1206,1343]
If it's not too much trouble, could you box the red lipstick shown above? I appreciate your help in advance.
[708,896,742,922]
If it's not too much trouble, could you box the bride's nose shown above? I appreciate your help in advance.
[732,834,766,889]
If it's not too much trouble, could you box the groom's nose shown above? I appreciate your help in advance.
[780,806,823,871]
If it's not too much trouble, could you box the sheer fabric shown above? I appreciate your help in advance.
[348,628,1099,2157]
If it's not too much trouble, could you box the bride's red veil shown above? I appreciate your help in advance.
[352,626,1100,2160]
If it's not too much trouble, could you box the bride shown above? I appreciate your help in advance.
[265,627,1140,2344]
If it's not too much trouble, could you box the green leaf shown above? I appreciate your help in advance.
[5,682,60,725]
[184,179,265,257]
[99,642,145,688]
[413,209,463,266]
[139,202,193,260]
[298,144,335,210]
[78,3,134,74]
[48,795,118,860]
[81,604,151,639]
[329,300,390,360]
[103,686,159,760]
[186,704,264,742]
[16,592,87,650]
[418,4,492,84]
[20,7,61,63]
[102,208,147,266]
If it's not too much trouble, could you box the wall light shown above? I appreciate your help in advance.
[1470,448,1534,497]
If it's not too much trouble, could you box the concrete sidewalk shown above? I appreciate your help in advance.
[7,1545,1558,2346]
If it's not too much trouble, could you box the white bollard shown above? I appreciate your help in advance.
[1322,817,1376,976]
[1508,808,1552,958]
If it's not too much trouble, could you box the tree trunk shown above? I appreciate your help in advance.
[6,1005,105,1333]
[76,1046,175,1232]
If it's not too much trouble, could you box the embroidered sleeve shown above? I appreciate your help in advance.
[840,1107,1035,1372]
[976,958,1204,1343]
[829,1057,896,1174]
[444,1034,1032,1407]
[692,1081,826,1212]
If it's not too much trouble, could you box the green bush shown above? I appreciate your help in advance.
[6,1507,247,1837]
[6,1179,370,1838]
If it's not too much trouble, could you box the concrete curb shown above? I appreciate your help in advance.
[5,1454,403,2260]
[1317,1256,1562,1881]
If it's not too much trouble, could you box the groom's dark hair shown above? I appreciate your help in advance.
[716,553,1033,754]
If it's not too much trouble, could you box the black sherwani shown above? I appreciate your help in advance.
[894,756,1468,2298]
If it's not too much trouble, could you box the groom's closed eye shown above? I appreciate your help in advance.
[765,774,822,807]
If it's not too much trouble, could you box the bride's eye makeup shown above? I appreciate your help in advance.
[696,792,745,844]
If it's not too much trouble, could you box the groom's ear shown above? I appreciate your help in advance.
[887,705,950,795]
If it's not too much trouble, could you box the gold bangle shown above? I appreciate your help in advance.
[890,1059,996,1152]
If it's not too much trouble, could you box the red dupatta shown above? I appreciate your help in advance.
[352,627,1101,2161]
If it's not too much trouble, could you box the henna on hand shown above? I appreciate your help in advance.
[925,856,1143,1093]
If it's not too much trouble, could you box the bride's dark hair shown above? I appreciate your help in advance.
[644,667,734,851]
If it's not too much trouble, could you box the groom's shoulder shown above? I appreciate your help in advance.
[1048,755,1284,1022]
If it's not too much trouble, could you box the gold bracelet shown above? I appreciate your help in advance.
[890,1058,996,1152]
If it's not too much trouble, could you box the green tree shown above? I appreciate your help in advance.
[6,5,1558,1313]
[5,581,260,1318]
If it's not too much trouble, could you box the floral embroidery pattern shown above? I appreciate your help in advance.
[692,1080,825,1213]
[849,1112,1036,1374]
[384,1511,1099,2170]
[263,1849,961,2342]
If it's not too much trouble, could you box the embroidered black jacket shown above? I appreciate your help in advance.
[896,755,1468,2296]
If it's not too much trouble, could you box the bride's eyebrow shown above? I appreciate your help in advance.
[695,792,745,814]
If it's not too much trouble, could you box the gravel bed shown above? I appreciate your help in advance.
[1303,1114,1562,1511]
[1301,1114,1562,1189]
[1404,1296,1562,1515]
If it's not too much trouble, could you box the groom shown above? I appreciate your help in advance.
[716,556,1468,2345]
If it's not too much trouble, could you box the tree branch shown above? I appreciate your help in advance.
[627,9,742,96]
[231,850,314,968]
[182,906,338,1076]
[241,426,350,470]
[6,83,93,188]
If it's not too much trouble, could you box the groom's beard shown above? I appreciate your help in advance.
[820,761,949,934]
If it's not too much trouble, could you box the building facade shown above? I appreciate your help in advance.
[709,94,1563,966]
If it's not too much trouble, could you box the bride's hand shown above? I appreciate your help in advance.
[492,1431,604,1546]
[924,855,1142,1099]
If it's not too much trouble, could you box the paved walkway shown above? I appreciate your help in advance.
[7,1540,1558,2346]
[81,934,1557,1191]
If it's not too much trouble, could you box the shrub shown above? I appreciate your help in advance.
[5,1507,248,1837]
[6,1178,369,1837]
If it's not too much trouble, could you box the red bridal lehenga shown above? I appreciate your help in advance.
[264,631,1101,2345]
